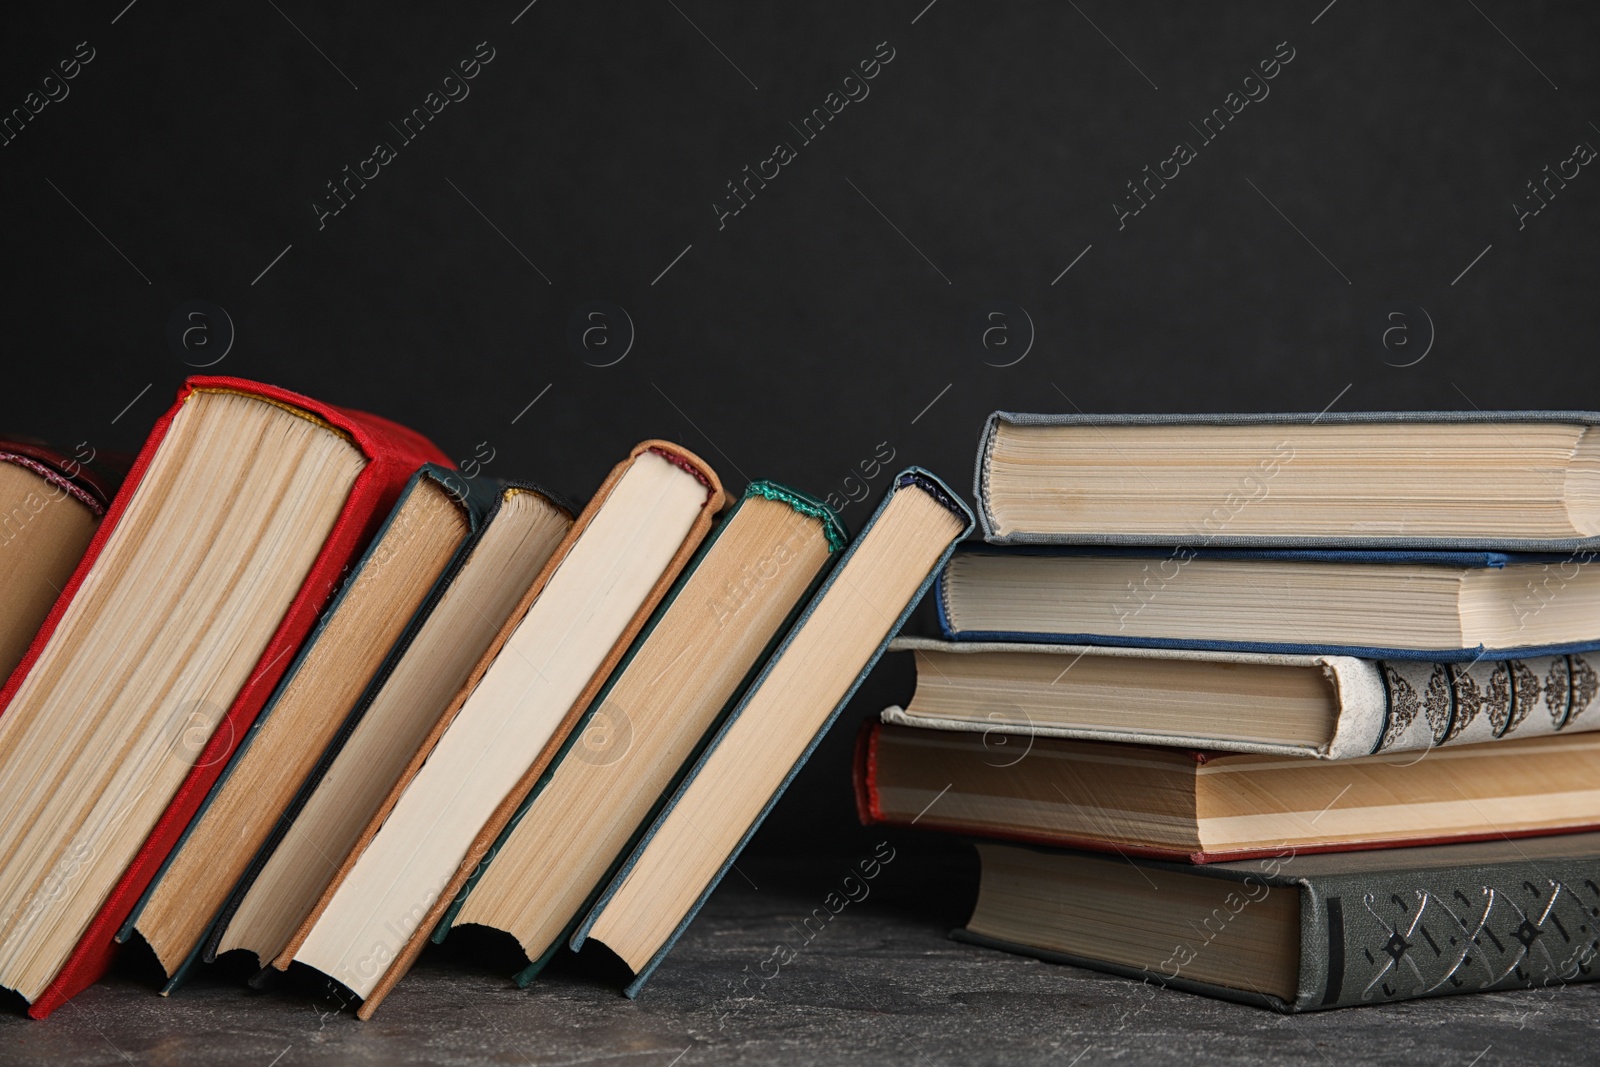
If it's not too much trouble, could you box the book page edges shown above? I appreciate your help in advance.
[432,481,841,948]
[270,452,642,978]
[25,378,446,1017]
[116,468,480,958]
[886,638,1386,760]
[350,444,723,1018]
[576,468,973,996]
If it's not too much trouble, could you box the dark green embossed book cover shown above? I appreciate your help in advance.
[958,834,1600,1012]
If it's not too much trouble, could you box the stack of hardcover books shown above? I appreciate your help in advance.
[857,411,1600,1011]
[0,376,972,1018]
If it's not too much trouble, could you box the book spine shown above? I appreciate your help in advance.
[1373,653,1600,754]
[1293,854,1600,1010]
[1319,658,1388,759]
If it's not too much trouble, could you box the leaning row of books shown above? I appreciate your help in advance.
[8,389,1600,1020]
[861,412,1600,1011]
[0,375,973,1019]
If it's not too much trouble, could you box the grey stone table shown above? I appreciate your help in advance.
[4,842,1596,1066]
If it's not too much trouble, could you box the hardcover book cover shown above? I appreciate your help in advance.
[855,719,1600,863]
[955,835,1600,1012]
[936,545,1600,661]
[0,376,448,1018]
[974,410,1600,552]
[882,637,1600,758]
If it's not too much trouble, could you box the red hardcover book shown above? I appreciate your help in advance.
[0,375,446,1018]
[855,719,1600,865]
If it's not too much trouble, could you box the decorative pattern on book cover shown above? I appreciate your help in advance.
[114,466,539,993]
[1378,655,1599,751]
[880,637,1600,758]
[0,376,447,1019]
[571,468,974,997]
[429,480,847,984]
[954,836,1600,1012]
[934,545,1600,662]
[277,441,726,1019]
[973,410,1600,551]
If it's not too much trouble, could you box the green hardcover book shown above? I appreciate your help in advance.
[957,834,1600,1012]
[432,481,846,984]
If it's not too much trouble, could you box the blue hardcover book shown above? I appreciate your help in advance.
[570,468,974,996]
[117,467,573,992]
[936,544,1600,662]
[975,410,1600,551]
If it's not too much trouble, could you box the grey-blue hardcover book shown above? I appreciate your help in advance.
[570,468,974,996]
[935,544,1600,662]
[975,410,1600,551]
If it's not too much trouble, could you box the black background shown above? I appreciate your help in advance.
[3,1,1598,858]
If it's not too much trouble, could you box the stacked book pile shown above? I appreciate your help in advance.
[0,376,972,1019]
[859,411,1600,1011]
